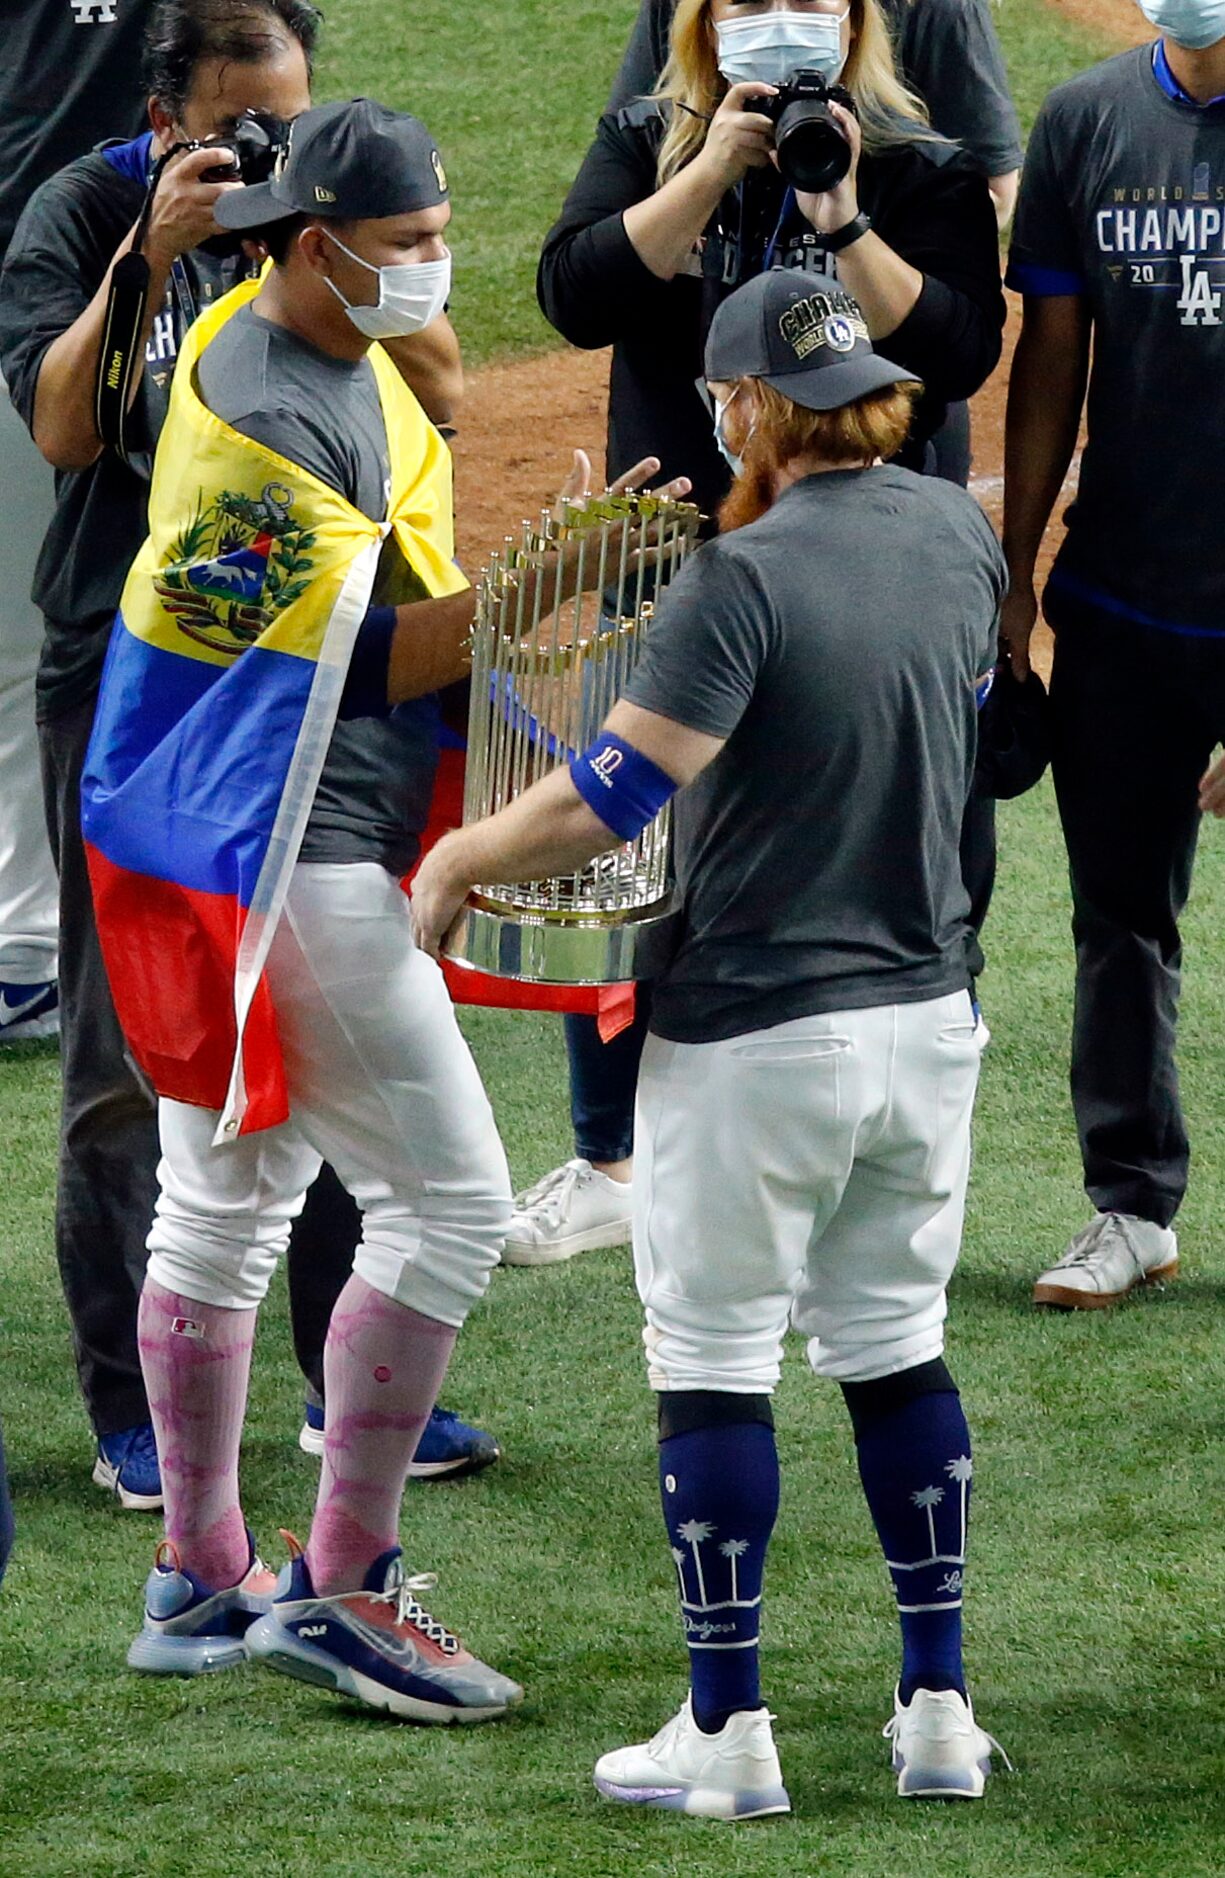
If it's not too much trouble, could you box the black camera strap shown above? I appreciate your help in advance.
[94,149,176,461]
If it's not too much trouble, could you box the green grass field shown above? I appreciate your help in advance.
[11,4,1225,1876]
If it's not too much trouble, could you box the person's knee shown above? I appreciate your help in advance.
[642,1317,785,1394]
[355,1185,510,1326]
[147,1215,283,1310]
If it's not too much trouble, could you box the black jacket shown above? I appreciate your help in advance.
[538,99,1005,516]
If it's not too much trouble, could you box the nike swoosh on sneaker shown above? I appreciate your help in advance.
[0,987,52,1024]
[333,1610,437,1667]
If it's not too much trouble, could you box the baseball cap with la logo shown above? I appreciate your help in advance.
[705,269,921,411]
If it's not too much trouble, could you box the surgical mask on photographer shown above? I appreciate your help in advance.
[713,386,755,476]
[320,229,452,339]
[715,8,850,88]
[1136,0,1225,48]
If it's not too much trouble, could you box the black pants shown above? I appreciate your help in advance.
[1047,585,1225,1227]
[38,693,356,1434]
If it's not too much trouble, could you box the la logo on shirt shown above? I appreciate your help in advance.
[69,2,119,20]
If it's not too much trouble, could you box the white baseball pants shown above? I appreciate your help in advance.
[0,379,58,986]
[633,990,982,1390]
[147,863,512,1325]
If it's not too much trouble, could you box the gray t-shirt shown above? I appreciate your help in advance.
[197,302,438,875]
[624,466,1005,1044]
[1008,46,1225,630]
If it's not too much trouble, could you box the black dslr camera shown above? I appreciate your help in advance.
[180,110,290,256]
[753,71,857,195]
[189,108,289,185]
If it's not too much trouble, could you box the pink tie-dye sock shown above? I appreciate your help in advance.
[137,1278,256,1590]
[306,1275,457,1596]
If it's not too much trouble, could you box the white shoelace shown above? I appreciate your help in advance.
[1058,1213,1143,1275]
[512,1158,588,1230]
[369,1569,461,1656]
[882,1706,1014,1772]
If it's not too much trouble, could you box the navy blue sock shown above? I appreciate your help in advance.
[658,1417,779,1735]
[848,1386,971,1705]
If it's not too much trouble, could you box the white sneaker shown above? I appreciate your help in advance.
[1033,1212,1178,1310]
[883,1687,1010,1799]
[594,1696,791,1821]
[501,1158,632,1267]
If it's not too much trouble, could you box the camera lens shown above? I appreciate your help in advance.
[775,98,851,194]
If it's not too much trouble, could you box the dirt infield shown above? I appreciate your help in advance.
[450,0,1140,677]
[452,305,1055,668]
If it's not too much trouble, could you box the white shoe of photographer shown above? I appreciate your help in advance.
[502,1158,632,1267]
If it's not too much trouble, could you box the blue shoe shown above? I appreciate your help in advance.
[409,1406,500,1480]
[297,1402,500,1479]
[93,1422,163,1511]
[298,1398,326,1457]
[128,1535,277,1676]
[0,980,58,1044]
[245,1534,523,1723]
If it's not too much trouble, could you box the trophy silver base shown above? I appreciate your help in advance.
[443,892,675,986]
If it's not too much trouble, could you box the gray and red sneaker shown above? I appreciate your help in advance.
[244,1533,523,1724]
[127,1534,276,1676]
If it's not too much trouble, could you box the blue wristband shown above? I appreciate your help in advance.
[569,732,678,841]
[338,605,397,720]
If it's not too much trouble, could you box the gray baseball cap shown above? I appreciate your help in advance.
[215,97,449,231]
[705,270,920,411]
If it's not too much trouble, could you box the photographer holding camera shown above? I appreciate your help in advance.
[517,0,1005,1265]
[0,0,319,1514]
[607,0,1023,230]
[0,0,491,1513]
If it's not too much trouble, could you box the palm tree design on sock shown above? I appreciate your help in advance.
[670,1545,688,1600]
[911,1484,945,1561]
[719,1537,749,1603]
[677,1519,716,1606]
[944,1455,973,1556]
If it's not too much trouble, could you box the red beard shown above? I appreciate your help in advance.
[716,458,778,533]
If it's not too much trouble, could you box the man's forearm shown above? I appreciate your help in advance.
[387,588,477,702]
[1002,302,1088,586]
[381,315,464,427]
[32,224,172,470]
[439,769,617,893]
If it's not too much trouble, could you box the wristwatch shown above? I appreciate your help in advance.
[823,210,872,253]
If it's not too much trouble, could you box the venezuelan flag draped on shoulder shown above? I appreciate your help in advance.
[82,277,466,1139]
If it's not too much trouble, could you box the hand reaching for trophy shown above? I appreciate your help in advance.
[507,452,694,615]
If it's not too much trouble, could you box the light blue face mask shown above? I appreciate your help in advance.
[715,8,849,88]
[1138,0,1225,49]
[712,386,755,476]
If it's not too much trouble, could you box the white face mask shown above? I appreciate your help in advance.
[1137,0,1225,48]
[713,387,755,476]
[321,229,452,339]
[715,8,850,88]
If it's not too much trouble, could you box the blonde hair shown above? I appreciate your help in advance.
[654,0,933,186]
[742,376,921,470]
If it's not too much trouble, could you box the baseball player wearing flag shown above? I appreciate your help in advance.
[413,270,1009,1814]
[85,96,685,1724]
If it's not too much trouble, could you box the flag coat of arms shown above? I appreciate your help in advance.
[82,278,467,1139]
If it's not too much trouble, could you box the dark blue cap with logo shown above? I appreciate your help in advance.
[215,96,449,230]
[705,269,920,412]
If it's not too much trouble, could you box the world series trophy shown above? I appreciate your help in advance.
[443,488,702,985]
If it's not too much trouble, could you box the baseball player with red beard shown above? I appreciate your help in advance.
[412,269,1009,1819]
